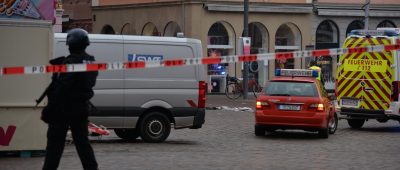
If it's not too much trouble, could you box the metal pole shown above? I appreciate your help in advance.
[181,0,185,34]
[364,0,370,31]
[243,0,249,99]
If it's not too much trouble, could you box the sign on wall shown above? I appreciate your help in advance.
[0,0,54,20]
[0,109,47,151]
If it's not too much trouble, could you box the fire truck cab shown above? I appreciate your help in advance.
[336,28,400,129]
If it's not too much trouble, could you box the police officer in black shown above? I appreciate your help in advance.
[42,28,99,170]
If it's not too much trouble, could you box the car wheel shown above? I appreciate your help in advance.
[255,125,265,136]
[139,112,171,143]
[329,113,338,134]
[347,119,365,129]
[318,119,329,138]
[114,129,140,140]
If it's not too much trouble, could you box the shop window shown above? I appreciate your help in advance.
[275,23,301,70]
[377,20,396,28]
[207,49,229,75]
[346,20,364,36]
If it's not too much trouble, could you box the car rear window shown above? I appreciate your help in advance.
[264,81,318,97]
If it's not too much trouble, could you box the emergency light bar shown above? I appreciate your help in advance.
[275,69,318,77]
[349,29,400,37]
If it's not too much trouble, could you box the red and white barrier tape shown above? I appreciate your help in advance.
[1,44,399,76]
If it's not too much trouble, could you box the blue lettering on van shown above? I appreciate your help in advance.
[128,54,163,62]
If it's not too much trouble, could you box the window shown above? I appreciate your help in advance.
[265,81,318,97]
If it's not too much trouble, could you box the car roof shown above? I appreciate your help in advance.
[271,76,317,83]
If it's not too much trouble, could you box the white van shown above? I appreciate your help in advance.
[54,33,206,143]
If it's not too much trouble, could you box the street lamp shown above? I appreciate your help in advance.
[363,0,371,31]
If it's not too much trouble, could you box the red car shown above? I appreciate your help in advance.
[255,69,338,138]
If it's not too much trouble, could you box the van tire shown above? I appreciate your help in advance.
[139,112,171,143]
[347,119,365,129]
[114,129,140,140]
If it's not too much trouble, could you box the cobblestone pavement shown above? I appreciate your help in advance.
[1,95,400,170]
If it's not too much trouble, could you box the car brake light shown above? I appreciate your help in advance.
[310,103,324,111]
[256,101,269,109]
[317,104,324,111]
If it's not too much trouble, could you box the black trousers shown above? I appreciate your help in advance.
[43,120,98,170]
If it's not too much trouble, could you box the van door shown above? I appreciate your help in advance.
[87,36,125,127]
[337,37,393,110]
[361,37,393,110]
[122,37,198,128]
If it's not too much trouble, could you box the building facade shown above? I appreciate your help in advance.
[62,0,93,32]
[91,0,400,92]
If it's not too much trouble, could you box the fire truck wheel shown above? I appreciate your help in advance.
[114,129,140,140]
[347,119,365,129]
[139,112,171,143]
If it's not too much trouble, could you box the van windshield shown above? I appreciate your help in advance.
[264,81,318,97]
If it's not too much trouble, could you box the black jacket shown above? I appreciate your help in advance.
[46,53,98,122]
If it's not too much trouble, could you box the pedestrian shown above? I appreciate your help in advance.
[42,28,99,170]
[308,60,321,81]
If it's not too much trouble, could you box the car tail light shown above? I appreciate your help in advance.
[310,103,324,111]
[198,81,206,108]
[256,101,269,109]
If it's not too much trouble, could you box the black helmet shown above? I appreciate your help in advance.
[66,28,90,46]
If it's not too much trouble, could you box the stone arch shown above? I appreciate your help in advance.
[142,22,160,36]
[377,20,396,28]
[315,20,340,83]
[121,22,136,35]
[207,21,236,93]
[207,21,235,46]
[163,21,182,37]
[100,25,116,34]
[245,22,270,84]
[248,22,269,54]
[316,20,339,44]
[346,20,364,36]
[275,22,302,69]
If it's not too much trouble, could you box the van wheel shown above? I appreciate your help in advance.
[114,129,140,140]
[347,119,365,129]
[139,112,171,143]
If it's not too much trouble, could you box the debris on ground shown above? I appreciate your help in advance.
[207,106,254,112]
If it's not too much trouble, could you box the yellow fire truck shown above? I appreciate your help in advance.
[336,28,400,129]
